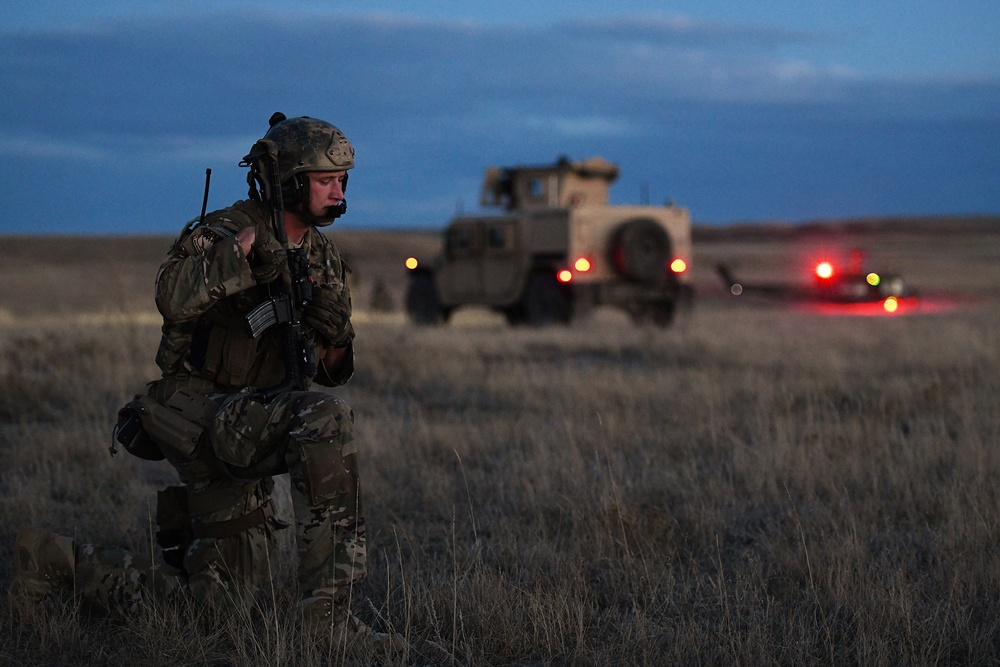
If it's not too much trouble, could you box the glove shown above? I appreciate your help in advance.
[247,223,286,285]
[303,283,353,347]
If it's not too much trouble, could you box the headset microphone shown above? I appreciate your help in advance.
[332,199,347,219]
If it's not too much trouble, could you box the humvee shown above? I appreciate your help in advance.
[405,156,692,326]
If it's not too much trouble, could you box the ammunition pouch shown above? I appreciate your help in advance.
[112,384,219,462]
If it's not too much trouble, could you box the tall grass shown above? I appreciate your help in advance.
[1,228,998,664]
[2,302,997,664]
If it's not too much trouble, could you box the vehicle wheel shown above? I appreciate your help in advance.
[522,273,572,326]
[627,301,676,327]
[405,272,446,325]
[502,304,526,326]
[611,218,671,284]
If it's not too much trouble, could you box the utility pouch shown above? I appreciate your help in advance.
[112,399,164,461]
[113,388,219,462]
[156,485,192,570]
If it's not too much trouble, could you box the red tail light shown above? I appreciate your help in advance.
[670,258,687,273]
[815,261,834,279]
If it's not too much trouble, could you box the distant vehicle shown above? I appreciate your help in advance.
[716,250,916,313]
[404,156,692,326]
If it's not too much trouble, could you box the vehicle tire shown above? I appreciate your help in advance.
[627,301,676,327]
[502,304,526,326]
[611,218,671,284]
[522,273,573,326]
[405,272,446,325]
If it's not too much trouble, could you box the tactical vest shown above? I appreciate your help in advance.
[154,200,350,391]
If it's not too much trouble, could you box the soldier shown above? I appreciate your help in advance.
[13,113,404,652]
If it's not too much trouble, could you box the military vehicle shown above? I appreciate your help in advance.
[404,156,692,326]
[716,250,916,313]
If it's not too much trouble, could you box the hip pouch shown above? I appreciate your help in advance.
[112,385,219,461]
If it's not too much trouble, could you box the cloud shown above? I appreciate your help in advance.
[155,135,259,163]
[0,10,997,232]
[0,133,114,160]
[3,10,995,141]
[558,13,828,48]
[522,115,635,138]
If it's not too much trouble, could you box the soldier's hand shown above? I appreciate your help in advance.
[303,283,352,348]
[247,223,286,285]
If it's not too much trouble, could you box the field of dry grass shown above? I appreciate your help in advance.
[0,218,998,665]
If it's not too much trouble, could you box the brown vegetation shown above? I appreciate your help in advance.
[0,219,998,665]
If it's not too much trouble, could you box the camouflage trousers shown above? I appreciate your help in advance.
[76,389,366,611]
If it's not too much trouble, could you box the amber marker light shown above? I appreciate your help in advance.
[670,258,687,273]
[405,257,419,270]
[574,257,592,272]
[883,296,899,313]
[557,269,573,283]
[816,261,834,279]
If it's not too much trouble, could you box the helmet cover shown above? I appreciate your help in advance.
[243,113,354,183]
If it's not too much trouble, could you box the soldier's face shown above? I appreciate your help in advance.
[302,171,348,226]
[309,172,346,210]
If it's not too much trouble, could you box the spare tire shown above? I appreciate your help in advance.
[611,218,671,283]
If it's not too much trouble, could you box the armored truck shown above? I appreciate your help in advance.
[405,156,692,326]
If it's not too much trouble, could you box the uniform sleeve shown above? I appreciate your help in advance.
[310,234,355,386]
[155,227,257,323]
[313,338,355,387]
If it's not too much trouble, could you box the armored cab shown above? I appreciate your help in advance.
[406,156,692,326]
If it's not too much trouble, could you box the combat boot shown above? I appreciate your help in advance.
[12,530,76,599]
[300,594,408,655]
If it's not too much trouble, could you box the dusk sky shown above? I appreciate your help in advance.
[3,1,999,234]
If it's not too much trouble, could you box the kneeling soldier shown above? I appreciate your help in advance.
[14,113,404,654]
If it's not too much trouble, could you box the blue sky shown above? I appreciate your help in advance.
[2,1,998,233]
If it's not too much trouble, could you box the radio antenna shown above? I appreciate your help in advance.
[199,168,212,225]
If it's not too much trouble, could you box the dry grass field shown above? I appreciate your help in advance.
[0,217,998,665]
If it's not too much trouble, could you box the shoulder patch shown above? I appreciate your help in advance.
[184,225,236,255]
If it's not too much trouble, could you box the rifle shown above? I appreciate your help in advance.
[243,140,316,400]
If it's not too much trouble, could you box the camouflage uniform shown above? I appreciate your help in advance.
[76,198,364,610]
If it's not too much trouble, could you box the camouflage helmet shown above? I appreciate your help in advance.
[242,112,354,181]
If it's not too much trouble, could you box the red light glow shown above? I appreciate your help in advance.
[796,295,925,317]
[815,262,834,279]
[557,269,573,283]
[670,258,687,273]
[574,257,592,272]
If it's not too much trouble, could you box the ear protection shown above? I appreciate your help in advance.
[281,173,308,206]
